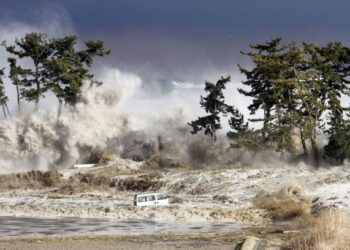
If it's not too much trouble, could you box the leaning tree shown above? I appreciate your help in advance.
[3,32,110,114]
[0,69,10,118]
[188,76,232,141]
[3,32,53,110]
[44,36,110,116]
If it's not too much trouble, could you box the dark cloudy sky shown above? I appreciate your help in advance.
[1,0,349,83]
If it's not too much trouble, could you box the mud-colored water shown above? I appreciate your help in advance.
[0,216,246,237]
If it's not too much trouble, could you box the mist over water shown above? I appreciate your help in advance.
[0,63,271,174]
[0,69,138,173]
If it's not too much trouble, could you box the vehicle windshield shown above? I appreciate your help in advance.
[137,196,146,202]
[157,194,166,200]
[137,195,156,202]
[146,195,155,201]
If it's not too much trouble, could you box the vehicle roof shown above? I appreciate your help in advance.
[135,192,166,196]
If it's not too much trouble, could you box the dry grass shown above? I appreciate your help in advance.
[75,173,110,186]
[111,173,165,192]
[283,209,350,250]
[0,169,62,190]
[0,168,167,194]
[143,155,189,170]
[254,185,311,220]
[0,169,112,193]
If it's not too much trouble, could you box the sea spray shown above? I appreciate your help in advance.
[0,68,141,174]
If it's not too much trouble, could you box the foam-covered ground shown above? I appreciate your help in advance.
[0,162,349,226]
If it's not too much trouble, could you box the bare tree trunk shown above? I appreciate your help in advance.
[16,85,21,112]
[213,103,217,142]
[263,108,271,145]
[34,82,40,111]
[310,135,320,168]
[34,63,40,111]
[5,104,11,118]
[2,105,7,119]
[57,99,63,119]
[299,128,308,155]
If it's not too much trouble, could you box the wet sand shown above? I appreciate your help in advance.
[0,231,289,250]
[0,239,234,250]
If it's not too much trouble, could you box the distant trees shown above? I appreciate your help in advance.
[190,38,350,167]
[1,32,110,115]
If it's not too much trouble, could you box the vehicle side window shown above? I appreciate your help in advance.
[138,196,146,202]
[157,194,166,200]
[147,195,156,201]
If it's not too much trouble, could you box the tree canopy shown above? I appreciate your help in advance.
[2,32,110,115]
[0,69,10,119]
[188,76,243,141]
[190,38,350,167]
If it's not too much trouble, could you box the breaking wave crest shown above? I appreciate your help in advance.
[0,69,141,173]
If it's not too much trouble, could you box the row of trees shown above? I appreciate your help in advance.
[189,38,350,167]
[0,32,110,117]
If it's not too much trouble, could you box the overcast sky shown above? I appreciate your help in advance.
[1,0,349,83]
[0,0,348,124]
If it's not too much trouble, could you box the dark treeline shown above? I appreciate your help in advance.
[0,32,110,117]
[190,38,350,167]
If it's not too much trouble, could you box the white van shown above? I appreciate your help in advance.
[134,192,169,206]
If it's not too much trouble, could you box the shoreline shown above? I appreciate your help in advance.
[0,230,295,250]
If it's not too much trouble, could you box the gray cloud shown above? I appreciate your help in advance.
[0,0,349,119]
[3,0,350,82]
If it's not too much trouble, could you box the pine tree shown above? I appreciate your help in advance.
[188,76,233,141]
[226,106,258,149]
[318,42,350,164]
[3,32,53,110]
[7,58,31,112]
[0,69,10,119]
[323,112,350,165]
[239,38,297,152]
[3,33,110,115]
[239,39,337,166]
[44,36,110,116]
[300,42,350,166]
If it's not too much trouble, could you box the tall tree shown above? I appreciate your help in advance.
[3,33,110,114]
[239,39,336,166]
[323,113,350,165]
[0,69,10,119]
[44,36,110,116]
[239,38,299,152]
[3,32,53,110]
[239,38,287,148]
[7,57,31,112]
[299,42,350,166]
[188,76,233,141]
[317,42,350,164]
[226,106,256,149]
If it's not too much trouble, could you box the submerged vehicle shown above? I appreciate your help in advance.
[134,192,169,206]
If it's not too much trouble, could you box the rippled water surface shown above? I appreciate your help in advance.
[0,216,245,237]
